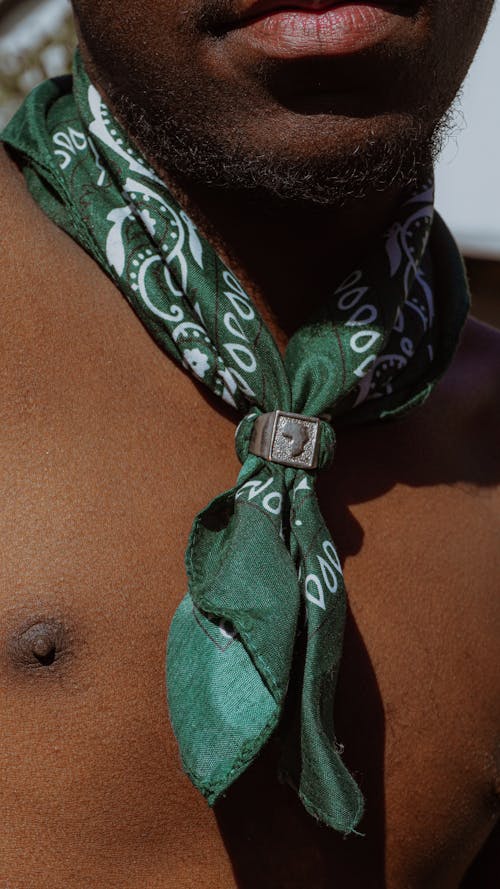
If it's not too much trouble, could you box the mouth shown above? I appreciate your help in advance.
[213,1,420,59]
[229,0,413,27]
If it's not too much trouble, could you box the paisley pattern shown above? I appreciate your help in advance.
[1,50,469,834]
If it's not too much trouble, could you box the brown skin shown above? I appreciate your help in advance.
[1,0,499,885]
[1,151,499,889]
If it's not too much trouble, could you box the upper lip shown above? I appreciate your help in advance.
[229,1,347,26]
[226,1,403,28]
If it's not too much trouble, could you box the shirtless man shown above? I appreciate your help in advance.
[0,1,498,887]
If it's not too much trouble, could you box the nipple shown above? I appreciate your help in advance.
[31,633,56,665]
[7,619,67,669]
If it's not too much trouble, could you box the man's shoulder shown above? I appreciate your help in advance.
[1,144,24,259]
[456,314,500,384]
[0,142,129,406]
[0,141,116,332]
[0,142,62,306]
[417,313,500,494]
[0,140,19,195]
[0,142,37,247]
[445,315,500,425]
[0,140,91,274]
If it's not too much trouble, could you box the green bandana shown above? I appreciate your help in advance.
[2,52,469,834]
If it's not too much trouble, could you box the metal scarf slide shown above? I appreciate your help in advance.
[1,50,469,833]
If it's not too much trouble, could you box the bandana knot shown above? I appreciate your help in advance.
[235,409,336,471]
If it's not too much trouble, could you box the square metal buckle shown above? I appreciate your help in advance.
[250,410,321,470]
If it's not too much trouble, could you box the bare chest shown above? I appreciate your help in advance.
[0,261,498,889]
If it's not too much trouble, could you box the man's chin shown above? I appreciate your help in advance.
[98,37,459,207]
[114,102,450,207]
[218,127,432,206]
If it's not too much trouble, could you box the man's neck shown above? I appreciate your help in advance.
[160,172,403,351]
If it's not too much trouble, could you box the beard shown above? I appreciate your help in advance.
[101,74,458,207]
[72,0,486,209]
[76,0,464,213]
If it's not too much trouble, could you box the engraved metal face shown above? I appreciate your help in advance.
[270,411,320,470]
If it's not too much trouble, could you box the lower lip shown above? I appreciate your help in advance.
[229,3,408,58]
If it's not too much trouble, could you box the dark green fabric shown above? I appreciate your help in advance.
[1,51,470,833]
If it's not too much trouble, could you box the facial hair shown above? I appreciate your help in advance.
[102,77,459,206]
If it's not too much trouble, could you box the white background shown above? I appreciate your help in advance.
[435,2,500,258]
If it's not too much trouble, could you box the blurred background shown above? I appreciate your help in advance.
[0,0,499,326]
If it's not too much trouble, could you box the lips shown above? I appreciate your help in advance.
[226,0,412,29]
[239,1,351,26]
[216,1,418,60]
